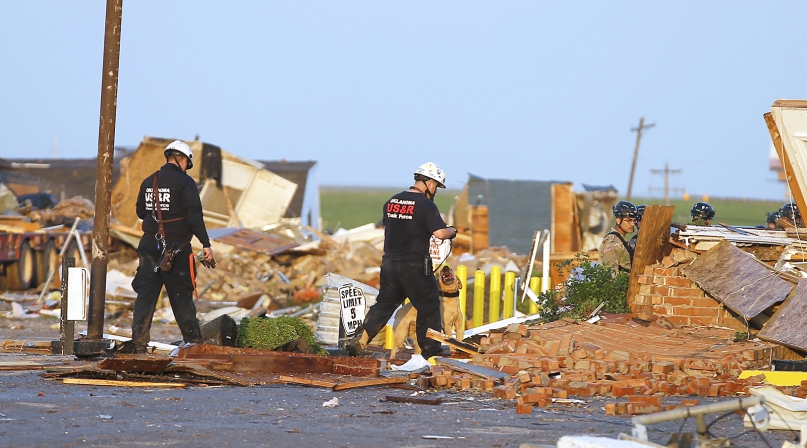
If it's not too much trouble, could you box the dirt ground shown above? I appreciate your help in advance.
[0,306,802,448]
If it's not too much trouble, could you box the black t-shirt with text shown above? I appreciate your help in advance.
[382,191,447,262]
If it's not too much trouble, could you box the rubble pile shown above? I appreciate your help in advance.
[402,319,786,416]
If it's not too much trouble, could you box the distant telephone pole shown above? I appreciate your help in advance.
[648,163,683,205]
[626,117,655,201]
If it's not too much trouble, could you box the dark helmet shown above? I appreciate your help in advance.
[635,204,647,222]
[612,201,638,219]
[767,211,781,225]
[690,202,715,221]
[780,202,800,221]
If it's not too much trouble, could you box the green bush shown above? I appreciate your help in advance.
[534,253,630,322]
[237,316,324,353]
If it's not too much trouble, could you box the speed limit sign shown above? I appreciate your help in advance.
[339,283,366,336]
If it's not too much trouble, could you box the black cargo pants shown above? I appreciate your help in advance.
[361,260,443,358]
[131,235,202,353]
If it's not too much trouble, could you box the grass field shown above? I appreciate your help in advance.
[320,187,787,231]
[320,187,459,231]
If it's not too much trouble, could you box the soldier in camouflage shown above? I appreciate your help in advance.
[690,202,715,226]
[599,201,637,274]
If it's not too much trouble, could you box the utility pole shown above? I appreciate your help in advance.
[649,163,684,205]
[87,0,123,340]
[626,117,655,201]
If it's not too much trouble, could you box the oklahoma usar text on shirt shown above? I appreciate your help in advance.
[381,191,448,263]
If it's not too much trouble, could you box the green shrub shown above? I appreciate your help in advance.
[533,252,630,322]
[236,316,324,353]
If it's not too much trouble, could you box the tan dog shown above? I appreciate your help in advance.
[389,266,465,359]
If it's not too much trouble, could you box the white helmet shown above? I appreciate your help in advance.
[414,162,446,188]
[164,140,194,169]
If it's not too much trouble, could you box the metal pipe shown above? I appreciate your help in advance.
[87,0,123,340]
[631,396,764,441]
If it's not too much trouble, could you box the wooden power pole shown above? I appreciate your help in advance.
[649,163,684,205]
[87,0,123,340]
[626,117,655,201]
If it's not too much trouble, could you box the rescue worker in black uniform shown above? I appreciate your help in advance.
[130,140,215,354]
[346,162,457,359]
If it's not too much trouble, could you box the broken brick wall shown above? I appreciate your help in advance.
[633,265,748,331]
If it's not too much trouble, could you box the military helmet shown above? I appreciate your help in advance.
[690,202,715,221]
[767,211,781,225]
[612,201,638,219]
[635,204,647,222]
[780,202,801,221]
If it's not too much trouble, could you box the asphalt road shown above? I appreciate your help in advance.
[0,315,800,447]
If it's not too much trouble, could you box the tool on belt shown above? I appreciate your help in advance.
[151,171,189,273]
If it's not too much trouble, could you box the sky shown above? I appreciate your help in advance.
[2,2,806,201]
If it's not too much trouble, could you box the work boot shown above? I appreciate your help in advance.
[345,326,369,357]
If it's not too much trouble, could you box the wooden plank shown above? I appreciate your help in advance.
[435,357,510,381]
[682,240,793,319]
[97,355,172,373]
[62,378,186,388]
[384,394,443,405]
[332,376,409,391]
[760,280,807,351]
[471,205,489,252]
[210,354,334,374]
[426,328,479,355]
[277,375,338,388]
[551,183,580,253]
[627,205,674,318]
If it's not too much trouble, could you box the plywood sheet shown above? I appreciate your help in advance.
[627,205,674,317]
[682,240,793,319]
[760,280,807,351]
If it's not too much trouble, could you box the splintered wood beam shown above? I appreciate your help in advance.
[62,378,186,388]
[277,375,338,388]
[426,328,480,354]
[332,376,409,391]
[97,355,172,373]
[384,394,443,405]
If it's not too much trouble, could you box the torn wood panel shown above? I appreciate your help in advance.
[97,355,172,373]
[436,357,510,381]
[332,377,409,391]
[62,378,186,388]
[212,228,299,255]
[682,240,794,319]
[759,280,807,351]
[628,205,674,318]
[384,394,443,405]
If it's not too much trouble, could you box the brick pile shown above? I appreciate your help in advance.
[411,319,789,415]
[633,265,747,331]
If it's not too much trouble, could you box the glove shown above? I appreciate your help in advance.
[196,251,217,269]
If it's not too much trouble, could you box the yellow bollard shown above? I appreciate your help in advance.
[457,265,467,319]
[473,270,486,328]
[503,272,515,319]
[488,265,501,324]
[528,277,540,315]
[384,324,395,349]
